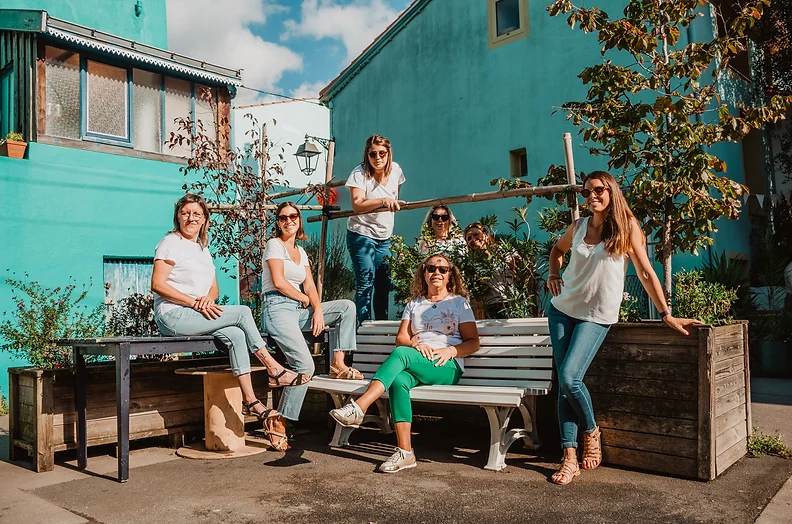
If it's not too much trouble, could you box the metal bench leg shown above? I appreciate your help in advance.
[482,405,515,471]
[327,394,393,447]
[518,396,541,450]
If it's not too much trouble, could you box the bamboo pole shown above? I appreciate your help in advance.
[209,204,338,213]
[269,179,345,200]
[563,132,580,221]
[306,183,580,223]
[316,140,336,300]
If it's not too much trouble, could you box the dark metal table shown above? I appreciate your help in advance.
[57,336,221,482]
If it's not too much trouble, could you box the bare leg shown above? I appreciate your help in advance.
[236,373,266,416]
[253,348,310,386]
[332,351,347,369]
[354,380,386,413]
[394,422,412,452]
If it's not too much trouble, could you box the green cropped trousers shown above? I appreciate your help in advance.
[372,345,462,423]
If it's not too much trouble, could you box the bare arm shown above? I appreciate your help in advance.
[349,186,403,213]
[547,223,576,297]
[627,218,703,335]
[267,258,310,306]
[433,322,480,367]
[302,266,326,336]
[395,319,414,348]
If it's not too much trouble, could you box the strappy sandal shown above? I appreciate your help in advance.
[267,367,311,389]
[262,414,290,451]
[242,399,268,420]
[551,456,580,485]
[329,364,364,380]
[582,426,602,470]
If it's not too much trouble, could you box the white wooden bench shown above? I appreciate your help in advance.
[307,318,553,471]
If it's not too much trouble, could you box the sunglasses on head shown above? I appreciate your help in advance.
[580,186,609,199]
[424,264,450,275]
[431,213,450,222]
[277,213,300,223]
[367,150,388,159]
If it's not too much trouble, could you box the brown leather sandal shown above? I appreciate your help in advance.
[262,413,290,451]
[329,364,364,380]
[551,455,580,485]
[582,426,602,470]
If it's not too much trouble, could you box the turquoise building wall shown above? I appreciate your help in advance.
[0,143,240,397]
[0,0,168,48]
[326,0,754,288]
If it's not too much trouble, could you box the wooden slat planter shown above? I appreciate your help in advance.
[8,356,236,472]
[586,321,750,480]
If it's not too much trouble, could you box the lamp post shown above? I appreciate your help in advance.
[294,134,335,301]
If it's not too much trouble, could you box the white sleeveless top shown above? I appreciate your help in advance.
[550,217,627,324]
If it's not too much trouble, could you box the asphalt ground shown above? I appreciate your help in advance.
[26,412,792,524]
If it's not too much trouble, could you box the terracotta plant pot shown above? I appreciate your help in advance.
[0,139,27,159]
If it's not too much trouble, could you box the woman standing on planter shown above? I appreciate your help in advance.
[261,201,362,450]
[546,171,702,485]
[151,194,309,447]
[345,135,406,323]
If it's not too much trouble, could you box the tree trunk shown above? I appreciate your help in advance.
[661,195,673,299]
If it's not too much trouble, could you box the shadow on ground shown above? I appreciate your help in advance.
[29,415,792,524]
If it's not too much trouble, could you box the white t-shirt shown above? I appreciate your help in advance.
[346,162,406,240]
[401,294,476,371]
[261,238,310,294]
[153,233,216,317]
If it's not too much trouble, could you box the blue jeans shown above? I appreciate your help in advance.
[346,230,391,322]
[546,302,611,449]
[262,294,357,421]
[155,305,266,377]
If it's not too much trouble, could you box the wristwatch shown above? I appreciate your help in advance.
[660,309,671,318]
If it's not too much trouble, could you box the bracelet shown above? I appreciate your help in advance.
[660,309,671,318]
[548,274,561,281]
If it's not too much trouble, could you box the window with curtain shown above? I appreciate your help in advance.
[103,258,154,306]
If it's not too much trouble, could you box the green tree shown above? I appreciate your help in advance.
[548,0,792,295]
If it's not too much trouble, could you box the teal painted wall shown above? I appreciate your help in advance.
[0,143,239,397]
[327,0,754,294]
[2,0,168,48]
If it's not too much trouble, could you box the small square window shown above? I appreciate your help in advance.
[488,0,529,49]
[510,147,528,178]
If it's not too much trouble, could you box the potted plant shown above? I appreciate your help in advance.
[0,132,27,159]
[1,273,228,472]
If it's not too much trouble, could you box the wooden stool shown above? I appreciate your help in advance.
[174,365,270,459]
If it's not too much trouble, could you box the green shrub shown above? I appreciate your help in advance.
[0,273,105,369]
[673,270,737,325]
[619,293,643,323]
[5,131,23,142]
[303,224,356,302]
[105,293,159,337]
[0,387,8,416]
[748,428,792,459]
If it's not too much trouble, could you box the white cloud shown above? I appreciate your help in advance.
[289,80,328,98]
[282,0,403,64]
[167,0,303,105]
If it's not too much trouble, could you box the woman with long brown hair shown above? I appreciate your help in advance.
[329,253,480,473]
[546,171,702,484]
[345,134,406,323]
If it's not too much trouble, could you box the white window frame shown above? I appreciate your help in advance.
[488,0,530,50]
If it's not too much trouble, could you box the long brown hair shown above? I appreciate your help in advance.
[584,171,634,257]
[463,222,495,251]
[171,193,210,248]
[409,253,468,301]
[361,134,392,178]
[272,201,308,241]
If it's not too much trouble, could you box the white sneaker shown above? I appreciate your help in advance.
[330,399,364,428]
[379,447,417,473]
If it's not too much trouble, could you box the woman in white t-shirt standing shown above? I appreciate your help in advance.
[261,201,361,451]
[346,134,406,323]
[330,253,480,473]
[151,194,309,440]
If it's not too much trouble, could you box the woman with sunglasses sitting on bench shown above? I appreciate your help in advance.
[416,204,466,256]
[345,134,406,324]
[261,201,362,451]
[330,253,480,473]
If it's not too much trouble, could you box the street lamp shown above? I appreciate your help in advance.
[294,134,331,177]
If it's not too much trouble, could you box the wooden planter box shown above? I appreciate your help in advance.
[586,322,750,480]
[8,356,229,472]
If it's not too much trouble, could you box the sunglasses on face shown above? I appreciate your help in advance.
[277,213,300,223]
[424,264,450,275]
[367,150,388,159]
[431,213,450,222]
[580,186,609,199]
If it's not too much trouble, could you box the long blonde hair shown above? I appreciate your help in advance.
[361,134,392,179]
[171,193,210,248]
[584,171,634,257]
[409,253,468,301]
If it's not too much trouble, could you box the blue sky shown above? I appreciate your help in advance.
[167,0,413,105]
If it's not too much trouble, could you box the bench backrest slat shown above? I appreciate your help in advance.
[351,319,554,389]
